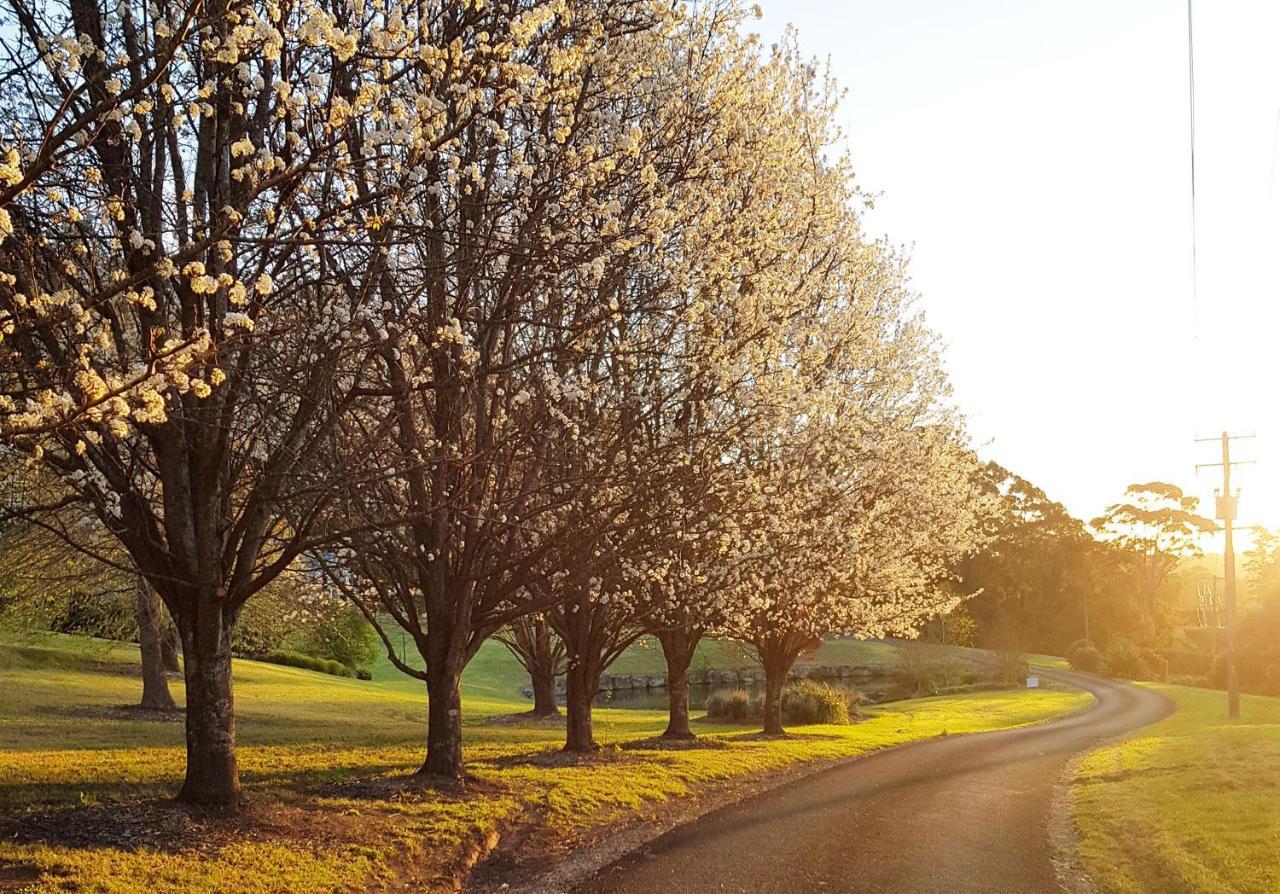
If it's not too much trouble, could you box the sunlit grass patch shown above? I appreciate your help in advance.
[5,841,380,894]
[1073,684,1280,894]
[1,633,1089,892]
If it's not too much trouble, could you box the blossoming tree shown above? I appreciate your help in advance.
[0,0,407,805]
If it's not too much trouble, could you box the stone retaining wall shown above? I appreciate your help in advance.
[595,664,880,694]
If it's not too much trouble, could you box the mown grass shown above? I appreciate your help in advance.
[1,632,1089,893]
[1073,683,1280,894]
[362,630,1005,691]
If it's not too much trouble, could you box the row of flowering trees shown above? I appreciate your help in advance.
[0,0,991,808]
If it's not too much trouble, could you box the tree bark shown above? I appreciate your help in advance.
[762,661,786,735]
[135,577,177,710]
[657,628,699,740]
[176,605,240,807]
[563,654,600,752]
[420,662,465,779]
[530,661,559,717]
[161,623,181,673]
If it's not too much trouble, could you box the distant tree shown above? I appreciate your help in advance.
[1092,482,1214,640]
[1245,527,1280,605]
[1202,530,1280,694]
[0,504,176,708]
[960,463,1102,653]
[135,576,177,710]
[495,615,564,718]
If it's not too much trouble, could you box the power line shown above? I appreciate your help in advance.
[1187,0,1200,336]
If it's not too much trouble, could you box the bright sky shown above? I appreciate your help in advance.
[756,1,1280,534]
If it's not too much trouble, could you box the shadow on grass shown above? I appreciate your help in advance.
[718,729,847,743]
[483,746,632,770]
[0,754,418,817]
[620,736,732,752]
[0,798,278,855]
[0,770,481,860]
[481,711,566,728]
[57,704,184,724]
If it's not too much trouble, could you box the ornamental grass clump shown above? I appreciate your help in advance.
[704,682,860,725]
[782,680,858,724]
[705,688,756,722]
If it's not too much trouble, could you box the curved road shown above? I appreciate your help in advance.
[576,669,1171,894]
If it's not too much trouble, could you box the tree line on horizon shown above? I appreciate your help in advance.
[949,469,1280,695]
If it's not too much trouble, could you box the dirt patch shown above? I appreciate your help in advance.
[0,796,384,860]
[2,800,252,855]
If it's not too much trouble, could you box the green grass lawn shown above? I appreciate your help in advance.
[366,630,1018,697]
[1073,683,1280,894]
[1,632,1089,893]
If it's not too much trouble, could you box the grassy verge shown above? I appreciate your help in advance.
[1,633,1089,892]
[1073,683,1280,894]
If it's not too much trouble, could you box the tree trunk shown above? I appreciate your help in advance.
[563,655,600,752]
[420,662,465,779]
[761,653,788,736]
[135,578,177,710]
[657,628,699,740]
[176,605,240,807]
[530,661,559,717]
[161,623,181,673]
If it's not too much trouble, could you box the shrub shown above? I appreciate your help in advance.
[1211,650,1280,697]
[704,682,859,725]
[705,688,755,721]
[899,649,943,696]
[261,649,354,677]
[994,650,1029,685]
[1066,639,1104,673]
[1163,649,1212,676]
[297,605,378,670]
[1101,638,1154,680]
[1140,648,1168,682]
[355,668,373,681]
[1225,597,1280,695]
[782,680,857,724]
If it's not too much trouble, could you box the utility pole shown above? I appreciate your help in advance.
[1196,432,1254,719]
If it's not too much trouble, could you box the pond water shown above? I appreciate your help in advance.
[587,678,884,711]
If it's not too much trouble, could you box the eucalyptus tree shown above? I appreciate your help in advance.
[1091,482,1214,636]
[0,0,406,806]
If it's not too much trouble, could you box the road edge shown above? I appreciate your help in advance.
[466,678,1098,894]
[1050,751,1101,894]
[1047,677,1177,894]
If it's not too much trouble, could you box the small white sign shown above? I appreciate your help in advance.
[1026,676,1040,689]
